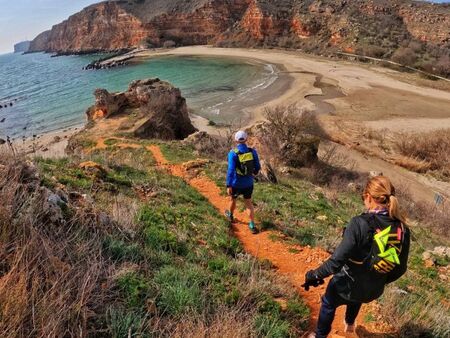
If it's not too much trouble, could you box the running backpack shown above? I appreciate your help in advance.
[234,148,255,177]
[363,214,405,274]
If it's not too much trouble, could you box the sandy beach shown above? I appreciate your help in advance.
[128,46,450,129]
[10,127,80,158]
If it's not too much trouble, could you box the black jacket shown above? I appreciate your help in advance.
[313,213,410,303]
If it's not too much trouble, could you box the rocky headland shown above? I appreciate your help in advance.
[14,41,31,53]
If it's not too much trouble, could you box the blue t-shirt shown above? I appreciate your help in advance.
[226,143,261,189]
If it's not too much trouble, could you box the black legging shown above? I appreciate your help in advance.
[315,276,362,338]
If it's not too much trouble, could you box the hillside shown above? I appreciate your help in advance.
[28,0,450,77]
[1,79,449,337]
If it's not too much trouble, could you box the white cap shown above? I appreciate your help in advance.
[235,130,248,142]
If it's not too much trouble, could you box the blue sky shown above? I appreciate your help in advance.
[0,0,101,54]
[0,0,448,54]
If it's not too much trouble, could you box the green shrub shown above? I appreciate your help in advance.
[107,307,146,338]
[103,237,142,262]
[154,265,207,316]
[255,314,291,338]
[286,299,310,330]
[208,256,231,275]
[117,272,150,308]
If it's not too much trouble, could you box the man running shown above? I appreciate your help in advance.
[225,130,261,234]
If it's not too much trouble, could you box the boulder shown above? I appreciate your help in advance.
[86,78,196,140]
[369,171,383,178]
[0,138,5,145]
[86,89,128,120]
[182,131,223,154]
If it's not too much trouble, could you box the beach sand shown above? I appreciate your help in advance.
[11,127,80,158]
[131,46,450,125]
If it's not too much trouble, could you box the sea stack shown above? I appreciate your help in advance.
[86,78,197,140]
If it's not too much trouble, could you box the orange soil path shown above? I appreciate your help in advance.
[145,145,392,338]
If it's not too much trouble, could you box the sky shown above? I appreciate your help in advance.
[0,0,101,54]
[0,0,448,54]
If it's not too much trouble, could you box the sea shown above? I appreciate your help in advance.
[0,52,278,139]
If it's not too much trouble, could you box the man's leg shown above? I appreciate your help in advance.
[244,198,255,223]
[230,197,237,216]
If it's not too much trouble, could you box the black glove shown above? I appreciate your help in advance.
[301,270,325,291]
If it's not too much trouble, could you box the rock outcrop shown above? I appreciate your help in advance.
[86,78,197,140]
[14,41,31,53]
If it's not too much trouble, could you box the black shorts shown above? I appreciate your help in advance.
[231,186,253,200]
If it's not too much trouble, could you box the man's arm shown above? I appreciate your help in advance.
[226,151,236,188]
[253,149,261,174]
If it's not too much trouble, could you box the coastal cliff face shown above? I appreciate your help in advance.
[30,2,149,52]
[14,41,31,53]
[29,0,449,72]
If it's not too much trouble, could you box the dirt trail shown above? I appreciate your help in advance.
[145,144,393,338]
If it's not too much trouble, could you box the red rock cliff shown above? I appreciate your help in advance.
[29,0,449,63]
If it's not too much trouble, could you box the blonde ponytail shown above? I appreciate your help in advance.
[364,176,408,224]
[388,195,407,225]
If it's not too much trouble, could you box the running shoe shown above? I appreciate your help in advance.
[249,221,258,234]
[225,210,234,223]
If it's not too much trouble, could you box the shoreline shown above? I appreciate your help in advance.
[8,46,450,202]
[12,46,450,148]
[10,126,81,158]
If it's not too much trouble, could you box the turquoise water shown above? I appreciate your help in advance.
[0,52,276,139]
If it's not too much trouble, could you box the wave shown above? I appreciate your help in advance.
[202,63,279,116]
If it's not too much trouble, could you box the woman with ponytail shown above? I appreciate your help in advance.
[303,176,411,338]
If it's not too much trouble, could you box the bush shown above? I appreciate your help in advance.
[394,129,450,180]
[435,54,450,78]
[363,45,387,58]
[163,40,176,49]
[0,154,115,337]
[256,105,325,168]
[392,47,418,66]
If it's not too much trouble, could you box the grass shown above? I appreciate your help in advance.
[4,136,449,336]
[205,161,361,249]
[159,142,197,164]
[394,129,450,181]
[8,141,310,337]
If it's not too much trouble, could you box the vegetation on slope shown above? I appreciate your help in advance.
[1,108,449,337]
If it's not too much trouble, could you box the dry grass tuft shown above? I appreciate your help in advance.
[0,150,116,337]
[394,129,450,179]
